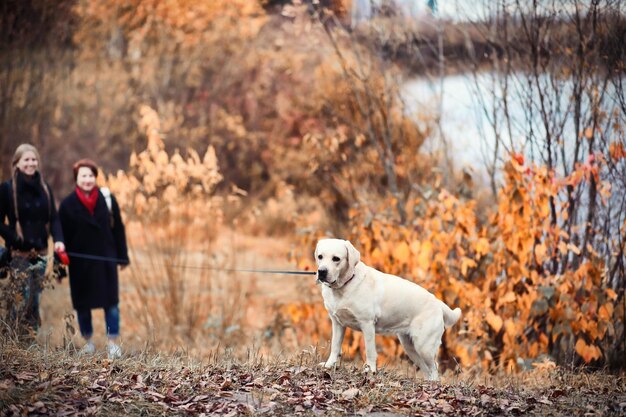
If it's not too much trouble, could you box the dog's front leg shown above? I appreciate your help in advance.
[323,318,345,368]
[361,322,377,373]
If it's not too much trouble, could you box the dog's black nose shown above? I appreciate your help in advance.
[317,268,328,281]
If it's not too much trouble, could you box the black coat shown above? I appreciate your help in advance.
[59,189,129,310]
[0,172,64,251]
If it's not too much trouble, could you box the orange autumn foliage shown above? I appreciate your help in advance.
[287,154,623,372]
[106,105,224,245]
[74,0,265,54]
[95,106,251,346]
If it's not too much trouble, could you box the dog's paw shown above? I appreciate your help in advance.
[362,363,377,374]
[320,361,337,368]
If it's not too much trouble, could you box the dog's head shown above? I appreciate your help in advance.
[315,238,360,288]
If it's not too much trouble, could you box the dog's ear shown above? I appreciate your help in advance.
[344,240,360,271]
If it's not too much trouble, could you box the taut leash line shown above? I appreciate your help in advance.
[66,251,126,263]
[65,251,316,276]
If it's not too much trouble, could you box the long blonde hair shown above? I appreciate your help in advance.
[11,144,51,241]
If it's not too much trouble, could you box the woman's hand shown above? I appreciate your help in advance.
[54,241,66,252]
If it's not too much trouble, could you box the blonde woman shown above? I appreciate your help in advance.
[59,159,129,359]
[0,144,65,334]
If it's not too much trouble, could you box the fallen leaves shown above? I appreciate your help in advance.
[1,341,624,417]
[340,387,360,400]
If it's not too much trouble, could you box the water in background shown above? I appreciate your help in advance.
[402,73,503,185]
[402,72,623,185]
[351,0,432,26]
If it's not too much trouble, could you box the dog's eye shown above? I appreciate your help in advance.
[332,256,340,262]
[318,255,323,260]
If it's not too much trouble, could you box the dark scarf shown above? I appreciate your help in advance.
[16,171,42,192]
[76,186,99,215]
[10,171,53,249]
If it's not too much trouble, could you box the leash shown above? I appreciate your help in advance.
[65,251,316,276]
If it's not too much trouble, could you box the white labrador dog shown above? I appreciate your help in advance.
[315,238,462,381]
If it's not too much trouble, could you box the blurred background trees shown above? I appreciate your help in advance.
[1,0,624,372]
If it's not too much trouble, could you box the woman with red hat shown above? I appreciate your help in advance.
[59,159,129,359]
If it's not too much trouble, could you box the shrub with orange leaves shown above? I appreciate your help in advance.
[107,105,224,244]
[287,153,624,373]
[101,105,240,346]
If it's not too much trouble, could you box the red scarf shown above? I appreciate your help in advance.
[76,186,99,215]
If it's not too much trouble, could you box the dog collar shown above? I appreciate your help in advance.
[318,273,356,289]
[344,273,356,286]
[334,273,355,289]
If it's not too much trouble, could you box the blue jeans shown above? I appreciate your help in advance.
[76,305,120,338]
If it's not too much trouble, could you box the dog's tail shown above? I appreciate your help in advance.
[441,302,462,329]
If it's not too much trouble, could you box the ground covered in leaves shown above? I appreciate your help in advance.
[0,340,625,416]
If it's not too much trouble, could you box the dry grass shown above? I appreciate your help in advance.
[34,228,313,360]
[1,333,624,416]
